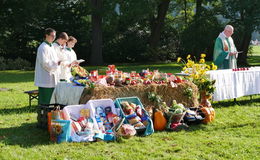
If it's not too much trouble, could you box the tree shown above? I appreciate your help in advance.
[90,0,103,65]
[221,0,260,66]
[149,0,170,50]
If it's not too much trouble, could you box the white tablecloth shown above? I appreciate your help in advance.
[207,67,260,101]
[50,82,85,105]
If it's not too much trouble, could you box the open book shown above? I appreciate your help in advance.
[75,59,85,64]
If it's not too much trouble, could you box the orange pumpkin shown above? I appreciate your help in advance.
[154,110,167,131]
[201,107,215,124]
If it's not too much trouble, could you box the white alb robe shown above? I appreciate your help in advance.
[34,42,60,88]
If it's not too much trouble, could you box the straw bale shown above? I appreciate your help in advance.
[79,81,199,108]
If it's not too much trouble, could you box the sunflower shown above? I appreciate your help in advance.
[199,58,205,64]
[177,57,182,63]
[212,63,218,70]
[53,124,63,135]
[200,53,206,58]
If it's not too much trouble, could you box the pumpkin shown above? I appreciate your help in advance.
[153,110,167,131]
[201,107,215,124]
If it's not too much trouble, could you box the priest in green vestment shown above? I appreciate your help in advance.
[213,25,238,69]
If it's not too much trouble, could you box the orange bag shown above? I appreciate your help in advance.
[48,112,52,133]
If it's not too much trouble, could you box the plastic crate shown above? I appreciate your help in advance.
[63,104,100,133]
[37,104,65,129]
[114,97,154,136]
[86,99,119,116]
[86,99,121,133]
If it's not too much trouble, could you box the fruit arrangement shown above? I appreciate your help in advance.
[71,66,89,78]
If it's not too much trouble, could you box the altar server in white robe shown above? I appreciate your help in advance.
[53,32,69,81]
[34,28,61,105]
[61,36,79,82]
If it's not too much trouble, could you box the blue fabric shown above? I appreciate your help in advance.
[52,120,71,143]
[94,132,115,141]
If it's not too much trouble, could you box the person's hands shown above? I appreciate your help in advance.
[72,61,79,66]
[229,51,237,56]
[68,61,79,67]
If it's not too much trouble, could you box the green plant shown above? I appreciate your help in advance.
[183,86,193,99]
[177,54,217,96]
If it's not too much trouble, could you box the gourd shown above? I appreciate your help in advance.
[201,107,215,124]
[153,110,167,131]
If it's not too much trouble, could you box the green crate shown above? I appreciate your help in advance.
[114,97,154,136]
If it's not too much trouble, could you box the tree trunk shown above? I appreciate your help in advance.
[238,31,252,66]
[149,0,170,49]
[90,0,103,65]
[195,0,203,18]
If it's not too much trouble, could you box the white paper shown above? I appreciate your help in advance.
[76,59,85,63]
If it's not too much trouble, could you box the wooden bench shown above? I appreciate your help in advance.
[24,90,39,106]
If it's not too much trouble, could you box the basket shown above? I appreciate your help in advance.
[171,113,185,123]
[114,97,154,136]
[37,104,65,129]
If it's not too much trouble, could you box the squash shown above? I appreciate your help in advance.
[153,110,167,131]
[201,107,215,124]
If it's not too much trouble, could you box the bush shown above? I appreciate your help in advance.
[0,57,7,70]
[0,57,32,70]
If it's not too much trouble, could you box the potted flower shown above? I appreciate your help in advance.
[177,54,217,106]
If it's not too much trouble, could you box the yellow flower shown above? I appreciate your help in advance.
[212,64,218,70]
[194,74,199,79]
[199,70,206,75]
[201,79,205,83]
[199,58,205,64]
[210,63,218,70]
[200,53,206,58]
[186,62,192,68]
[186,54,191,59]
[177,57,182,63]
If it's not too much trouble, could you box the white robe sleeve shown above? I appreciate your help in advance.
[38,45,58,73]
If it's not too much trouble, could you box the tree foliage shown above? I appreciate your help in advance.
[0,0,258,66]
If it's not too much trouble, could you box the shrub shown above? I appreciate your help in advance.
[0,57,32,70]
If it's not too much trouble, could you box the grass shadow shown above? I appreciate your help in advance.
[0,122,51,147]
[248,55,260,66]
[0,71,34,83]
[0,105,37,115]
[213,95,260,108]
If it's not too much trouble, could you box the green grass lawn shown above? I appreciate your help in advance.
[1,46,260,160]
[248,45,260,66]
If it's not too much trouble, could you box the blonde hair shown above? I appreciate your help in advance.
[68,36,77,43]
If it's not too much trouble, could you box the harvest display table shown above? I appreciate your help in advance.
[50,81,199,108]
[208,67,260,101]
[50,82,85,105]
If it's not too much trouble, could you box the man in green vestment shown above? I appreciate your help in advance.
[213,25,238,69]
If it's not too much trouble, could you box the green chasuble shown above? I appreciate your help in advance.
[213,37,237,69]
[38,87,54,105]
[213,37,229,69]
